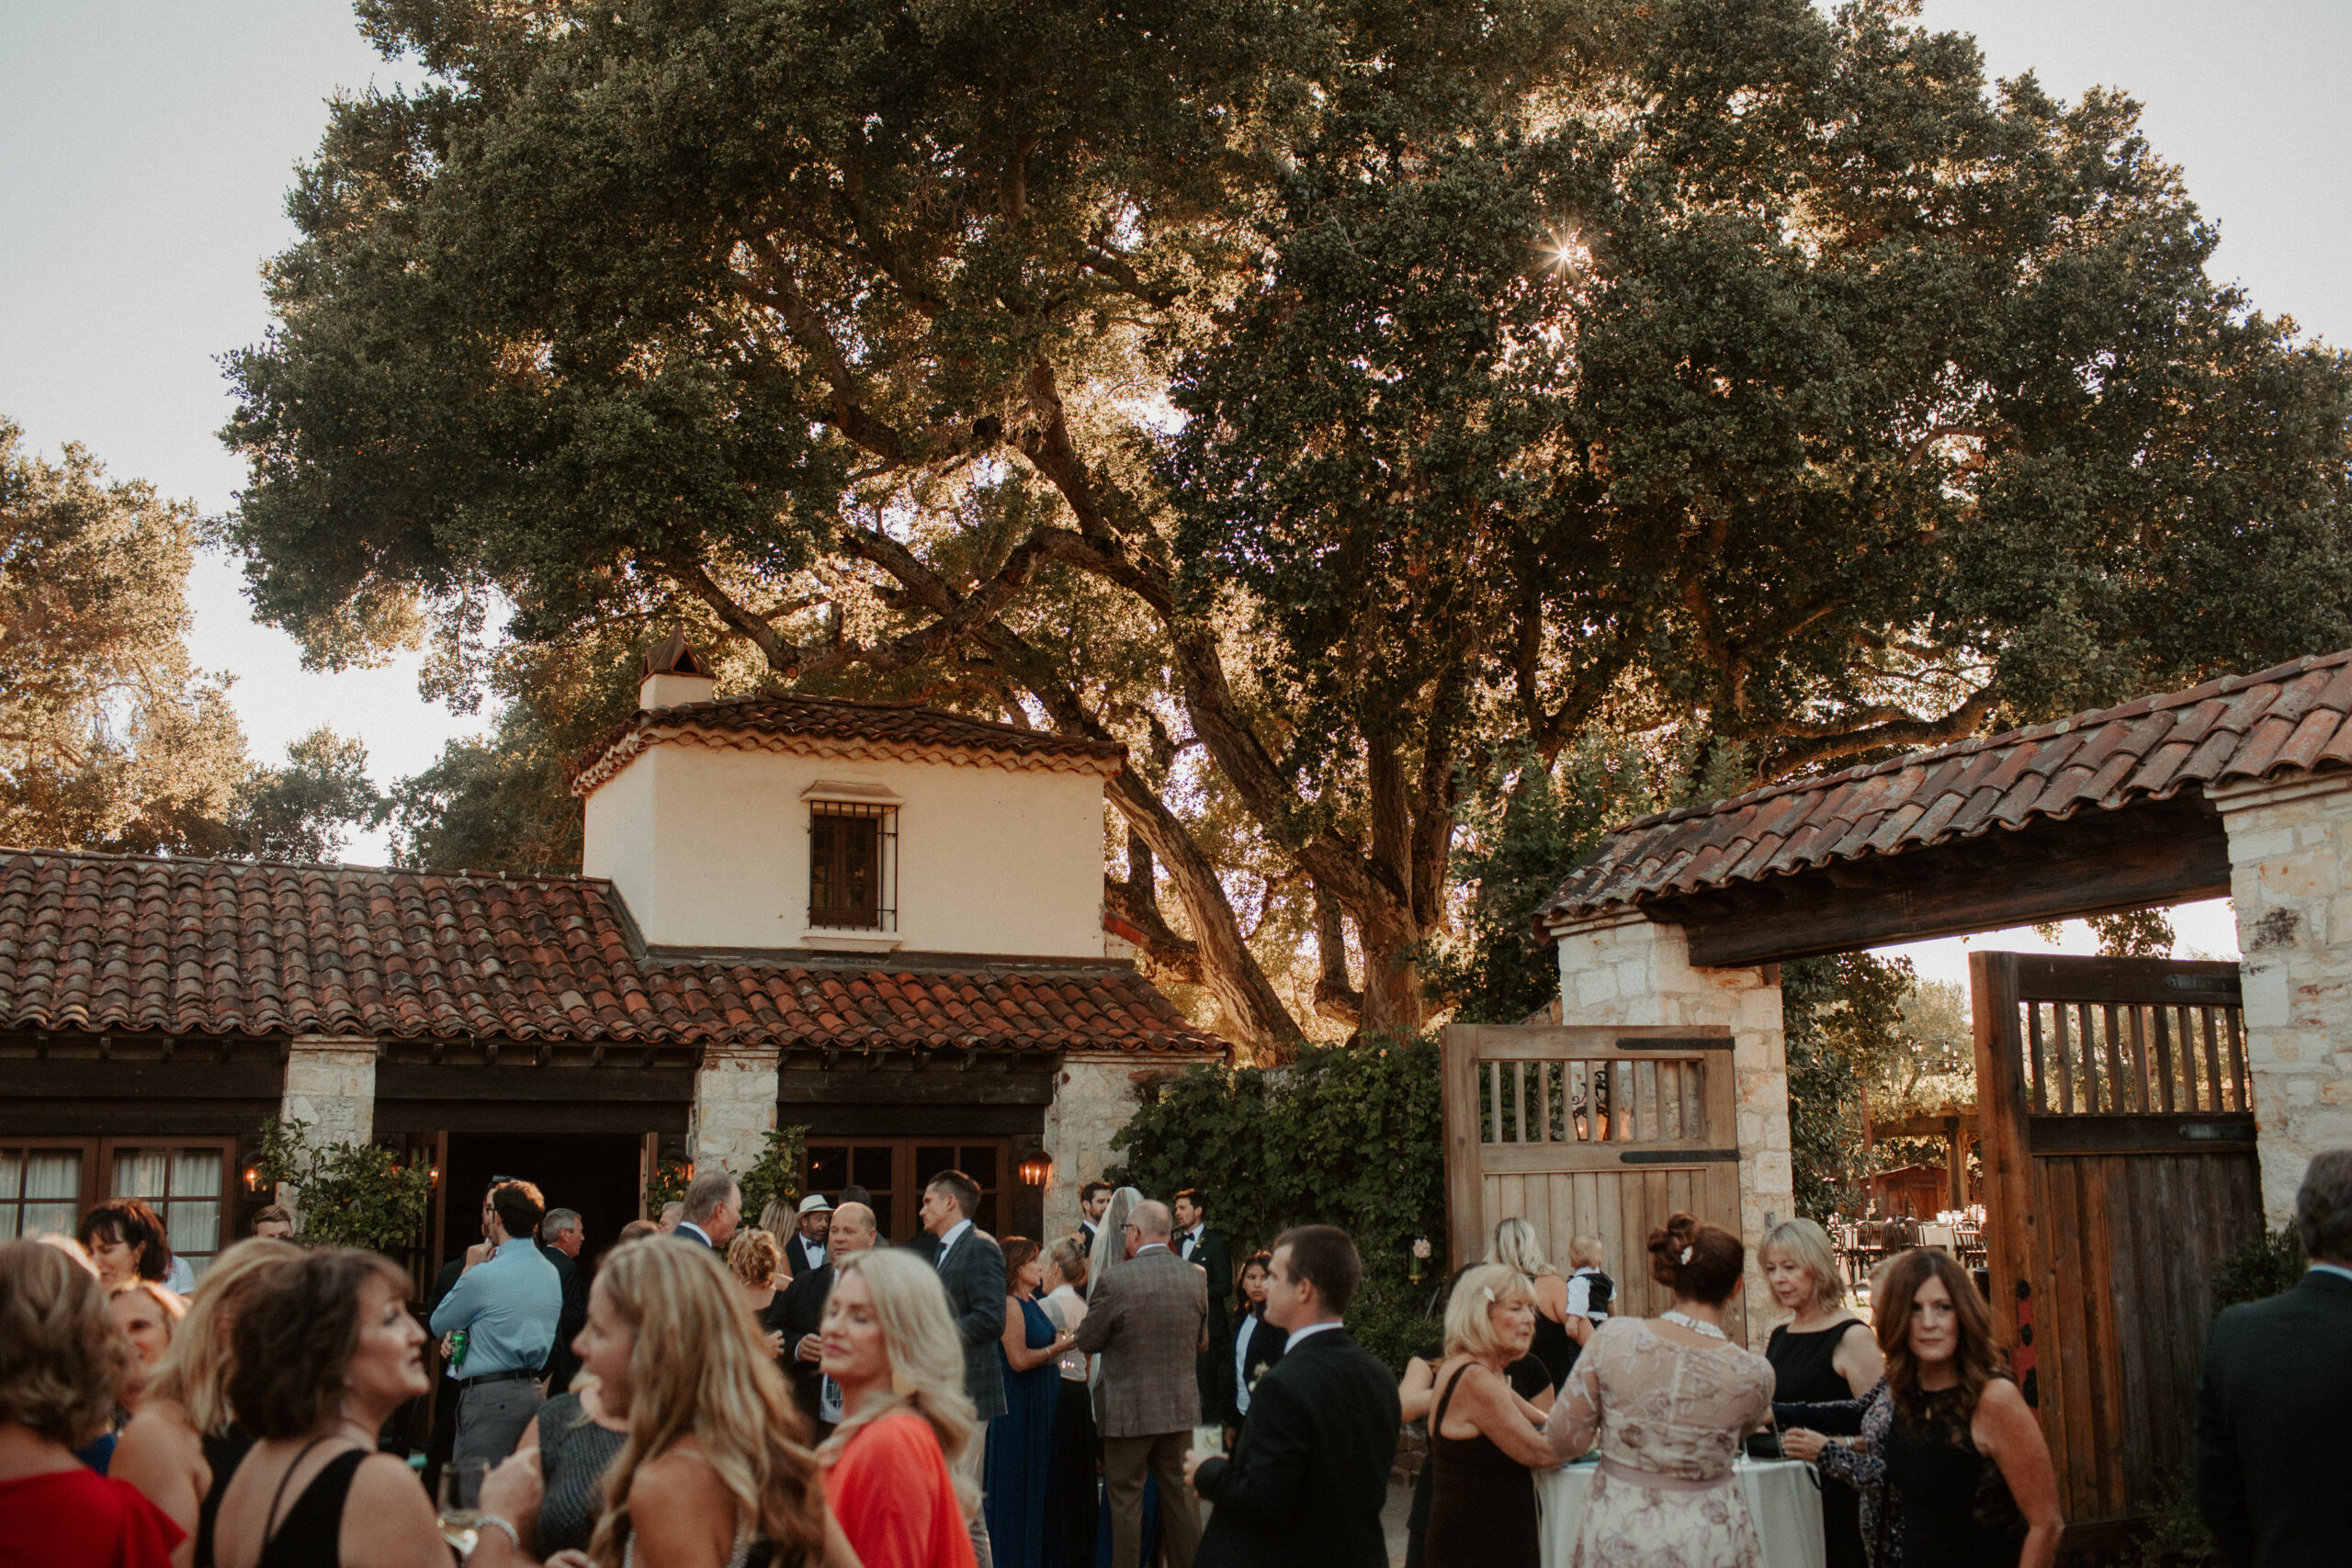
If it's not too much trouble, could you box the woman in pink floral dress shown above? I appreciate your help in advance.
[1544,1213,1774,1568]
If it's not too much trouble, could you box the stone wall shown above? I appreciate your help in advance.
[2215,770,2352,1221]
[278,1035,379,1211]
[1553,910,1793,1345]
[1040,1055,1151,1238]
[690,1044,780,1179]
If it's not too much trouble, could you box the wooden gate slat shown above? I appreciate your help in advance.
[2053,1003,2075,1115]
[2200,1008,2226,1113]
[2153,1006,2176,1114]
[2100,1004,2129,1114]
[2127,1006,2151,1116]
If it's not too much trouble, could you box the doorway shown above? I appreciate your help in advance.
[436,1133,645,1278]
[803,1137,1009,1244]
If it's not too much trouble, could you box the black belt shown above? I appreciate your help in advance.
[461,1369,540,1386]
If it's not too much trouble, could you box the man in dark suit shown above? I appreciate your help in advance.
[1174,1189,1235,1418]
[1079,1180,1113,1257]
[2197,1147,2352,1568]
[1076,1199,1208,1568]
[776,1200,876,1430]
[673,1168,741,1251]
[1187,1225,1399,1568]
[784,1193,832,1279]
[537,1206,589,1394]
[916,1170,1010,1568]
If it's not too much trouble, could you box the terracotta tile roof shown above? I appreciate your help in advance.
[0,852,1218,1055]
[569,693,1127,795]
[1539,649,2352,927]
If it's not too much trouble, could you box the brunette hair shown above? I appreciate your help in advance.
[228,1248,412,1438]
[0,1239,132,1443]
[926,1169,982,1219]
[728,1228,783,1288]
[78,1199,172,1281]
[1275,1224,1363,1314]
[490,1179,546,1241]
[616,1219,661,1245]
[249,1204,297,1235]
[1646,1212,1744,1305]
[1877,1248,2005,1422]
[1002,1236,1040,1293]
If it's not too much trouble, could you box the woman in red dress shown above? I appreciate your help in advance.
[818,1249,981,1568]
[0,1238,184,1568]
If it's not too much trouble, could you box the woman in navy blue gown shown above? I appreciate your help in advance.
[986,1237,1073,1568]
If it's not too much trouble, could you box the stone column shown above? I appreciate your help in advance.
[2213,770,2352,1222]
[690,1044,780,1179]
[279,1036,379,1210]
[1040,1055,1149,1239]
[1553,910,1792,1344]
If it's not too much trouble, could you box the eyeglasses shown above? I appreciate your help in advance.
[1122,1223,1142,1235]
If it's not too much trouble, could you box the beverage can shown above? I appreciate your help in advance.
[447,1328,469,1375]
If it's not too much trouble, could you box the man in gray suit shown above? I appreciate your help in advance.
[2197,1147,2352,1567]
[919,1169,1010,1568]
[1075,1199,1208,1568]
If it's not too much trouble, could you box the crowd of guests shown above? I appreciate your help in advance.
[9,1147,2348,1568]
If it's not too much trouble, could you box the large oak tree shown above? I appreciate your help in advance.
[224,0,2352,1044]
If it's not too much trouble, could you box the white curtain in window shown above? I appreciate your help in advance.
[114,1147,171,1201]
[21,1150,82,1239]
[169,1148,222,1259]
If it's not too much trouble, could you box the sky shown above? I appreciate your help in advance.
[4,1,2346,977]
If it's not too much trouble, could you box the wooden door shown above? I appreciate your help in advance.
[1970,953,2260,1536]
[1442,1024,1744,1340]
[803,1136,1011,1244]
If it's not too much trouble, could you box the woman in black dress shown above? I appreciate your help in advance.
[1786,1250,2063,1568]
[1760,1219,1883,1568]
[1421,1264,1560,1568]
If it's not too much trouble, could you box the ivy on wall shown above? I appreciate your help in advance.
[1107,1035,1447,1370]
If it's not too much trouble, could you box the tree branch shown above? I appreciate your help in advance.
[1757,683,2001,777]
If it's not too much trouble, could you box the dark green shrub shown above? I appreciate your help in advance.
[251,1117,433,1255]
[1108,1034,1447,1371]
[2211,1224,2306,1315]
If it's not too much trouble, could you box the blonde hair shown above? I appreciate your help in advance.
[758,1200,794,1236]
[585,1242,827,1568]
[1567,1235,1605,1269]
[1047,1235,1089,1291]
[1443,1263,1536,1366]
[1487,1218,1559,1279]
[145,1239,301,1433]
[0,1238,131,1444]
[728,1227,783,1289]
[815,1248,980,1517]
[1760,1218,1848,1316]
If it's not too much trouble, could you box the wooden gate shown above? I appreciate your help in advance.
[1969,953,2260,1537]
[1442,1024,1746,1340]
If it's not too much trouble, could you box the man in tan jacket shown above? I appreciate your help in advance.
[1075,1198,1209,1568]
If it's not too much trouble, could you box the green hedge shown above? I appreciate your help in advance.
[1107,1034,1449,1371]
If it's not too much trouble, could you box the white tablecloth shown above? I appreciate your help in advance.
[1537,1459,1826,1568]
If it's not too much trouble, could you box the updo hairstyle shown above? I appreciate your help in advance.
[1646,1212,1744,1305]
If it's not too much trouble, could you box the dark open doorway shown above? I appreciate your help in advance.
[437,1133,643,1277]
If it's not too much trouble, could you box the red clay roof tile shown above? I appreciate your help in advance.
[1539,649,2352,927]
[0,853,1216,1056]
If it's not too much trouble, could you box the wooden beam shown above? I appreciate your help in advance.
[1646,796,2231,967]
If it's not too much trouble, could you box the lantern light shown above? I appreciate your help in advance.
[1017,1151,1054,1188]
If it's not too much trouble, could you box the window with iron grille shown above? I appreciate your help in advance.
[808,802,898,931]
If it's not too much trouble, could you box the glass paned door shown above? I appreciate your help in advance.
[0,1146,85,1240]
[913,1144,1002,1237]
[110,1143,229,1280]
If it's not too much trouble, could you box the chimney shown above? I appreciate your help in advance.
[639,630,717,710]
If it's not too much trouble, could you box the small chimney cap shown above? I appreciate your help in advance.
[641,631,716,680]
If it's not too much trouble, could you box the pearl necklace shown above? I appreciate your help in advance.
[1658,1309,1727,1340]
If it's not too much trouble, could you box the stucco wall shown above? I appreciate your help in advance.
[583,742,1109,957]
[1040,1055,1148,1238]
[2215,770,2352,1221]
[1553,910,1792,1347]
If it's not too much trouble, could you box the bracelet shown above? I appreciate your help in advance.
[474,1516,521,1554]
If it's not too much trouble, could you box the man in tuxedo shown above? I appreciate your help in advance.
[537,1207,589,1393]
[1187,1225,1399,1568]
[673,1169,740,1251]
[1173,1189,1234,1417]
[2197,1148,2352,1567]
[916,1169,1008,1568]
[1074,1200,1208,1568]
[777,1200,876,1431]
[1079,1180,1113,1257]
[785,1193,832,1279]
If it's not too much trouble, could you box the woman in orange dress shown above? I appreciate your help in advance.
[818,1249,981,1568]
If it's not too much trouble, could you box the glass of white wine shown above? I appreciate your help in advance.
[438,1458,489,1554]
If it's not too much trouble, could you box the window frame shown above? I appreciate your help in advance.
[807,801,899,932]
[101,1135,239,1278]
[0,1137,99,1245]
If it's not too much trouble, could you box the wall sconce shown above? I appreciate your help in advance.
[1017,1151,1054,1188]
[243,1165,261,1193]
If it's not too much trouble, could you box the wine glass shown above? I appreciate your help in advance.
[438,1458,489,1554]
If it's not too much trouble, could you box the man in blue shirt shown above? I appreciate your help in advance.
[429,1178,562,1464]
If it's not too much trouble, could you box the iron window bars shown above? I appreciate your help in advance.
[808,801,898,931]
